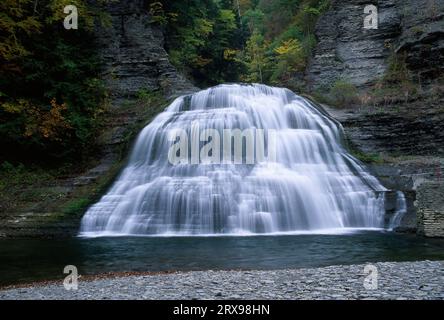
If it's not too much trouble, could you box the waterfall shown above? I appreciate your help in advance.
[80,84,386,236]
[389,191,407,230]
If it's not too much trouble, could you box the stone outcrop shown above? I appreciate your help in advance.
[94,0,197,101]
[323,100,444,235]
[306,0,444,235]
[328,103,444,157]
[416,182,444,237]
[306,0,444,90]
[76,1,198,200]
[396,0,444,83]
[86,0,197,178]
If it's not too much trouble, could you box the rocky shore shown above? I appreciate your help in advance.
[1,261,442,300]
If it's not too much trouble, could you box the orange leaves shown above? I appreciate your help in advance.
[27,98,71,141]
[1,98,71,141]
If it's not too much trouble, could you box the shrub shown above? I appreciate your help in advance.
[366,49,420,107]
[62,198,91,216]
[328,80,359,107]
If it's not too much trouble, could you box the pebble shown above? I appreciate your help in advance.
[0,260,442,300]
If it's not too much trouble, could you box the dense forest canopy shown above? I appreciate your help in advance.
[0,0,330,164]
[157,0,330,88]
[0,0,109,163]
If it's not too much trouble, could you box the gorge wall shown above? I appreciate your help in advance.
[76,2,199,202]
[94,0,196,101]
[306,0,444,90]
[417,182,444,237]
[87,0,197,178]
[309,0,444,236]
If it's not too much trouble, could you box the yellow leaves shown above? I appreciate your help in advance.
[1,99,26,114]
[274,45,290,55]
[2,98,71,141]
[223,49,239,61]
[195,56,212,67]
[34,98,71,140]
[15,16,41,35]
[274,39,302,56]
[0,0,41,62]
[271,39,305,82]
[196,18,214,37]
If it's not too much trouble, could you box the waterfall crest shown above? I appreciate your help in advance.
[80,84,386,236]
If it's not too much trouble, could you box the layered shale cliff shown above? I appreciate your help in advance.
[307,0,444,90]
[87,0,197,181]
[310,0,444,236]
[94,0,196,101]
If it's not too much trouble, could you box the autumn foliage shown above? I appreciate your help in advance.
[0,0,106,162]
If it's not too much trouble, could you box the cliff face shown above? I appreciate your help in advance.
[77,2,199,209]
[92,0,197,168]
[325,102,444,234]
[306,0,444,90]
[397,0,444,82]
[417,182,444,237]
[310,0,444,236]
[335,103,444,157]
[309,0,444,159]
[95,0,196,101]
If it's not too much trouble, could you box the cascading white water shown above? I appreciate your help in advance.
[80,84,387,236]
[389,191,407,230]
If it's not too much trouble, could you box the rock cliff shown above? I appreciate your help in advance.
[417,182,444,237]
[94,0,197,101]
[306,0,444,90]
[310,0,444,237]
[89,0,197,175]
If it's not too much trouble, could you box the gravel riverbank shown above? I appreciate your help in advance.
[1,261,442,300]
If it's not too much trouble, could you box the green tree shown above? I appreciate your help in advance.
[0,0,41,73]
[162,0,245,86]
[272,39,305,83]
[0,0,108,162]
[242,30,269,82]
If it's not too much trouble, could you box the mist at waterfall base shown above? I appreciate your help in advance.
[80,84,403,237]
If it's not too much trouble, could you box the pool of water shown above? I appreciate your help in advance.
[0,231,443,286]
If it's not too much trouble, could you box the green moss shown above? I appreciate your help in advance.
[311,90,331,105]
[62,198,91,216]
[328,80,359,107]
[343,141,386,164]
[310,80,360,108]
[352,150,385,164]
